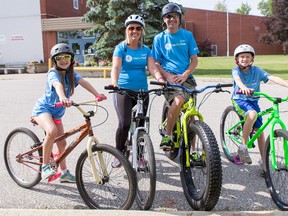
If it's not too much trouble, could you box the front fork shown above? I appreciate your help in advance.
[87,136,107,184]
[182,106,204,167]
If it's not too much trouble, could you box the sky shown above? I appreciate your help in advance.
[171,0,263,16]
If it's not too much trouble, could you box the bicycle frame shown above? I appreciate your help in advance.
[226,92,288,170]
[18,99,107,184]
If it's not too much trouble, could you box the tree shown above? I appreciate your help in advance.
[82,0,169,61]
[258,0,273,16]
[235,2,252,14]
[258,0,288,54]
[214,0,227,12]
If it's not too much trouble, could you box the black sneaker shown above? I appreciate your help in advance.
[160,136,173,151]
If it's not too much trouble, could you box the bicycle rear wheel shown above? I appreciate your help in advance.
[4,127,42,188]
[264,129,288,211]
[76,144,137,210]
[180,121,222,211]
[134,131,156,210]
[220,105,243,163]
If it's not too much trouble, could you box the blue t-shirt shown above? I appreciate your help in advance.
[32,69,82,119]
[232,66,270,101]
[152,28,199,75]
[113,41,151,91]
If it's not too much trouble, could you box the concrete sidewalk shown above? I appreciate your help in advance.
[0,209,283,216]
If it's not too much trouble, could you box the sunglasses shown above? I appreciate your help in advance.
[55,55,71,61]
[164,14,180,19]
[128,26,142,31]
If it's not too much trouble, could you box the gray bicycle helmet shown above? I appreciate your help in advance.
[162,3,182,18]
[125,14,145,28]
[50,43,74,60]
[234,44,255,59]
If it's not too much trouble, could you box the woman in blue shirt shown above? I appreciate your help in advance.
[110,15,162,167]
[32,43,106,181]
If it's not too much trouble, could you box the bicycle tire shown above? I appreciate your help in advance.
[76,144,137,210]
[161,100,179,160]
[4,127,42,188]
[180,120,222,210]
[135,131,156,210]
[220,105,243,163]
[264,129,288,211]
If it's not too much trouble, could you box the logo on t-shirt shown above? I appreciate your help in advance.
[165,43,172,50]
[126,55,133,62]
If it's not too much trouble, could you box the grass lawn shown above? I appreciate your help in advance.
[194,55,288,79]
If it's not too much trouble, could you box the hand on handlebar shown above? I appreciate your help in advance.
[237,87,254,96]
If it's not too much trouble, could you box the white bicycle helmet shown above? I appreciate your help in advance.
[125,14,145,28]
[234,44,255,59]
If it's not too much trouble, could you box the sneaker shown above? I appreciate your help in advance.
[41,164,56,180]
[238,147,252,164]
[111,157,122,168]
[60,170,76,183]
[160,136,173,150]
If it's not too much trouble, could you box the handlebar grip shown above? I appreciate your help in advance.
[150,81,167,86]
[96,95,107,102]
[55,102,63,108]
[104,85,118,90]
[236,89,254,94]
[54,100,73,108]
[219,83,233,87]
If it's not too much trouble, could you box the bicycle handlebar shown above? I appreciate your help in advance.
[54,96,107,117]
[104,85,164,96]
[150,81,233,94]
[236,90,288,103]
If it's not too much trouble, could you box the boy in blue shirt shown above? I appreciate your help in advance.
[232,44,288,171]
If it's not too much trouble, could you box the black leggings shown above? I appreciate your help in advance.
[113,93,149,152]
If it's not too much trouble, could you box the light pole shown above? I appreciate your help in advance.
[224,0,229,57]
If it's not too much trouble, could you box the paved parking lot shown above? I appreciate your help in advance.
[0,73,286,214]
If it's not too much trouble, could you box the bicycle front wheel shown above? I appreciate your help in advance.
[4,127,42,188]
[76,144,137,210]
[180,121,222,211]
[134,131,156,210]
[264,129,288,211]
[220,105,243,162]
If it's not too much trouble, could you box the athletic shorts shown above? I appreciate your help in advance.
[164,76,197,103]
[232,99,262,129]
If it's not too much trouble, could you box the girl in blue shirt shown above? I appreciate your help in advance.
[32,43,106,181]
[110,15,162,167]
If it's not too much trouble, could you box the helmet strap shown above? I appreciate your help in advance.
[235,59,254,70]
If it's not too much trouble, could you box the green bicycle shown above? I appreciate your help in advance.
[220,91,288,211]
[151,81,232,211]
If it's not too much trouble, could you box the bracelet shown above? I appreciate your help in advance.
[157,76,164,81]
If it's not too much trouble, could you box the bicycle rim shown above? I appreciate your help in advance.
[180,121,222,210]
[264,130,288,211]
[220,106,242,162]
[76,144,137,210]
[135,131,156,210]
[4,127,42,188]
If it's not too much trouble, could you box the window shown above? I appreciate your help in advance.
[73,0,79,10]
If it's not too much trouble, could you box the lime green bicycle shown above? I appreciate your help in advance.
[151,81,232,211]
[220,91,288,211]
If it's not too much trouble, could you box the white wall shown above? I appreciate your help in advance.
[0,0,43,65]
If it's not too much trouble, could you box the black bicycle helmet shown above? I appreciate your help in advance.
[161,3,182,18]
[50,43,74,60]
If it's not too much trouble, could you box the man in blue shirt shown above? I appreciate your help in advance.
[152,2,199,150]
